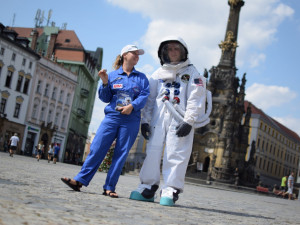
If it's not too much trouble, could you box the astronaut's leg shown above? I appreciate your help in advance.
[160,119,194,206]
[130,124,166,202]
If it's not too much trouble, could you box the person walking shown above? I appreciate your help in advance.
[9,133,19,157]
[61,44,149,197]
[37,141,44,161]
[53,143,60,164]
[281,175,288,192]
[48,143,54,163]
[287,172,295,200]
[130,36,209,206]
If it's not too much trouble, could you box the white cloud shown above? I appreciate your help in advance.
[245,83,297,110]
[136,64,155,77]
[107,0,294,71]
[249,53,266,68]
[273,116,300,137]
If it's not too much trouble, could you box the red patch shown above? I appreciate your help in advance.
[113,84,123,89]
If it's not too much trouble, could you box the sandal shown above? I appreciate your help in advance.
[61,178,82,192]
[102,189,118,198]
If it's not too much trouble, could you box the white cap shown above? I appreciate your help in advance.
[120,45,144,56]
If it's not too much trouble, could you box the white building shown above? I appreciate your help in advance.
[0,23,40,152]
[23,57,77,160]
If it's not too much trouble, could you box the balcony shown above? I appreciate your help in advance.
[80,88,89,98]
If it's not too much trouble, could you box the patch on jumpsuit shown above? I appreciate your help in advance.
[181,74,190,83]
[194,78,204,86]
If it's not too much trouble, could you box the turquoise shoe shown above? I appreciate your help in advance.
[159,197,175,206]
[130,191,154,202]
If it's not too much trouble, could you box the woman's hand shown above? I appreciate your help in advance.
[98,69,108,84]
[118,104,134,115]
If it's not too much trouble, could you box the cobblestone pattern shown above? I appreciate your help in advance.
[0,152,299,225]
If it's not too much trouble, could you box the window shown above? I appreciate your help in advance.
[23,77,30,94]
[13,103,21,118]
[32,104,38,119]
[62,114,66,128]
[5,70,13,87]
[52,87,57,100]
[22,58,26,66]
[44,84,49,97]
[11,53,16,61]
[40,107,45,121]
[0,47,4,55]
[36,80,42,94]
[29,61,32,69]
[0,98,7,113]
[47,110,52,123]
[16,75,23,92]
[0,65,2,78]
[66,93,70,105]
[54,113,60,126]
[59,90,64,102]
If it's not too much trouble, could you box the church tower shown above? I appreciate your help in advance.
[192,0,251,183]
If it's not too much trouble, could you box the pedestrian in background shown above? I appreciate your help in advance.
[48,143,54,163]
[9,133,19,157]
[287,171,295,200]
[37,141,44,161]
[281,174,288,192]
[61,44,149,198]
[53,143,60,164]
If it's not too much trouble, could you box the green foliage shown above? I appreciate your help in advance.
[98,145,114,173]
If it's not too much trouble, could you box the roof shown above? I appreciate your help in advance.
[244,100,300,142]
[55,30,83,50]
[10,27,44,38]
[11,27,85,62]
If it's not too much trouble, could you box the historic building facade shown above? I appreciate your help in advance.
[12,25,103,163]
[245,101,300,186]
[0,23,40,153]
[23,57,77,159]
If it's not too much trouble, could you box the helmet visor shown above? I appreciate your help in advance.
[160,42,186,64]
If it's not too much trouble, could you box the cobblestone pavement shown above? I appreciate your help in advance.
[1,152,300,225]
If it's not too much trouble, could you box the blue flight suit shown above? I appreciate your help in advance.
[74,66,149,191]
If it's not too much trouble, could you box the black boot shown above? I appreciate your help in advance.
[141,184,159,199]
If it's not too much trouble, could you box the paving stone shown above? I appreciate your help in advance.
[0,152,299,225]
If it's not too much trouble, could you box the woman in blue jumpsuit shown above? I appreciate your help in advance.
[61,45,149,197]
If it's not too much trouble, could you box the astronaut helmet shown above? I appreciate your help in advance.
[158,36,188,65]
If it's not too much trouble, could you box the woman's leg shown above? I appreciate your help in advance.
[103,119,140,192]
[74,117,118,186]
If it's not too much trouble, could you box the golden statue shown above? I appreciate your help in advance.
[228,0,241,7]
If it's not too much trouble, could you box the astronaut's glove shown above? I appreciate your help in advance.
[141,123,151,140]
[176,122,192,137]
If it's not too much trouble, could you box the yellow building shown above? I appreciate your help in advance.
[245,101,300,186]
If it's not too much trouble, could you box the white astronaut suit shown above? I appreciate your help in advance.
[130,36,208,206]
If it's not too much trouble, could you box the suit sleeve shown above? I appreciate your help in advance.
[141,75,158,124]
[183,67,206,126]
[131,74,150,111]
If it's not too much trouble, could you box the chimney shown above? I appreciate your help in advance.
[30,29,39,51]
[46,33,58,59]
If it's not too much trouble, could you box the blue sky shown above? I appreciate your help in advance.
[1,0,300,137]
